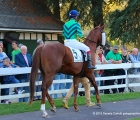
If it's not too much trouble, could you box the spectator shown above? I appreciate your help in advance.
[18,43,24,49]
[2,57,25,104]
[120,45,127,51]
[65,75,73,89]
[0,45,7,67]
[94,46,108,94]
[0,42,7,103]
[33,39,44,101]
[104,44,110,57]
[118,50,131,93]
[110,46,113,51]
[129,48,140,74]
[129,48,140,92]
[122,50,131,63]
[52,73,66,99]
[33,75,42,101]
[104,45,122,94]
[11,41,21,93]
[0,41,3,48]
[15,45,32,102]
[37,39,44,46]
[11,41,20,63]
[32,39,44,57]
[63,77,95,109]
[95,46,108,87]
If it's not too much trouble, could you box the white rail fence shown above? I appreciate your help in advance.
[0,63,140,101]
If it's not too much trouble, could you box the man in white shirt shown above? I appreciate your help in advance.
[129,48,140,92]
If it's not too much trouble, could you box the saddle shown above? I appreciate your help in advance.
[67,46,87,77]
[67,46,87,62]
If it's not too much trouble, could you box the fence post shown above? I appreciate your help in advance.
[124,68,129,92]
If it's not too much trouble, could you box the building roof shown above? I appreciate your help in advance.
[0,0,64,31]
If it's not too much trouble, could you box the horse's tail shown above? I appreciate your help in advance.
[29,45,43,104]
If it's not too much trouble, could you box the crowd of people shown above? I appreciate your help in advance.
[94,44,140,94]
[0,40,32,104]
[0,40,73,104]
[0,39,140,104]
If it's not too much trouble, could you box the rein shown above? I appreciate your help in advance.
[85,38,97,43]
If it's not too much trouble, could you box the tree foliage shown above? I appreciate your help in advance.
[45,0,104,29]
[108,0,140,46]
[45,0,140,47]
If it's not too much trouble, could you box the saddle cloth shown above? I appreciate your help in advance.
[67,46,87,62]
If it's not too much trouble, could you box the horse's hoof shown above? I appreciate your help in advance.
[42,114,50,118]
[96,103,102,108]
[62,101,69,109]
[50,107,56,113]
[74,108,79,112]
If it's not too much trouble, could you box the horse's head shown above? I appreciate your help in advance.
[84,23,107,48]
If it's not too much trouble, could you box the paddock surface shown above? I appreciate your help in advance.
[0,99,140,120]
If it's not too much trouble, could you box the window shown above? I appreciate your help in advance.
[45,34,51,40]
[31,33,36,40]
[0,32,5,39]
[52,34,57,40]
[19,33,24,40]
[25,33,30,40]
[45,34,58,41]
[37,34,42,39]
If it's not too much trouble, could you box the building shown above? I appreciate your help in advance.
[0,0,64,55]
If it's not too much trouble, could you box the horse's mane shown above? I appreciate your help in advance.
[86,27,98,40]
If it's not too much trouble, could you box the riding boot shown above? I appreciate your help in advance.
[87,53,96,69]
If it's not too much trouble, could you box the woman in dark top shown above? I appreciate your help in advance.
[121,50,131,63]
[118,50,131,93]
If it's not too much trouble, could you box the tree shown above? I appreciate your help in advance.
[45,0,61,19]
[108,0,140,47]
[45,0,105,29]
[91,0,104,27]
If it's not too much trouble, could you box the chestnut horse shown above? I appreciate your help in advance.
[29,27,104,118]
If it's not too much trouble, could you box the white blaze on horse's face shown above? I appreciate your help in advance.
[102,33,106,46]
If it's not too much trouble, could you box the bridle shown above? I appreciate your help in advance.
[85,28,104,43]
[85,38,97,43]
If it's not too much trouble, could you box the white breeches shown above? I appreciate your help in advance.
[64,39,90,52]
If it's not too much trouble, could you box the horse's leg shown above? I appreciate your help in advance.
[44,74,56,113]
[73,76,79,112]
[87,74,102,108]
[40,86,50,118]
[40,74,54,118]
[46,90,56,113]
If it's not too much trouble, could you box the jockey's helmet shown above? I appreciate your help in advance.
[69,10,79,18]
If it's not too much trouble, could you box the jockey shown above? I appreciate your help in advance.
[63,10,96,69]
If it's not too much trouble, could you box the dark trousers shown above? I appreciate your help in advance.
[0,76,5,102]
[104,70,117,94]
[104,69,125,94]
[100,73,104,86]
[117,69,125,93]
[0,76,5,96]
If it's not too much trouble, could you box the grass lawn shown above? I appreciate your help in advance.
[0,92,140,116]
[128,118,140,120]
